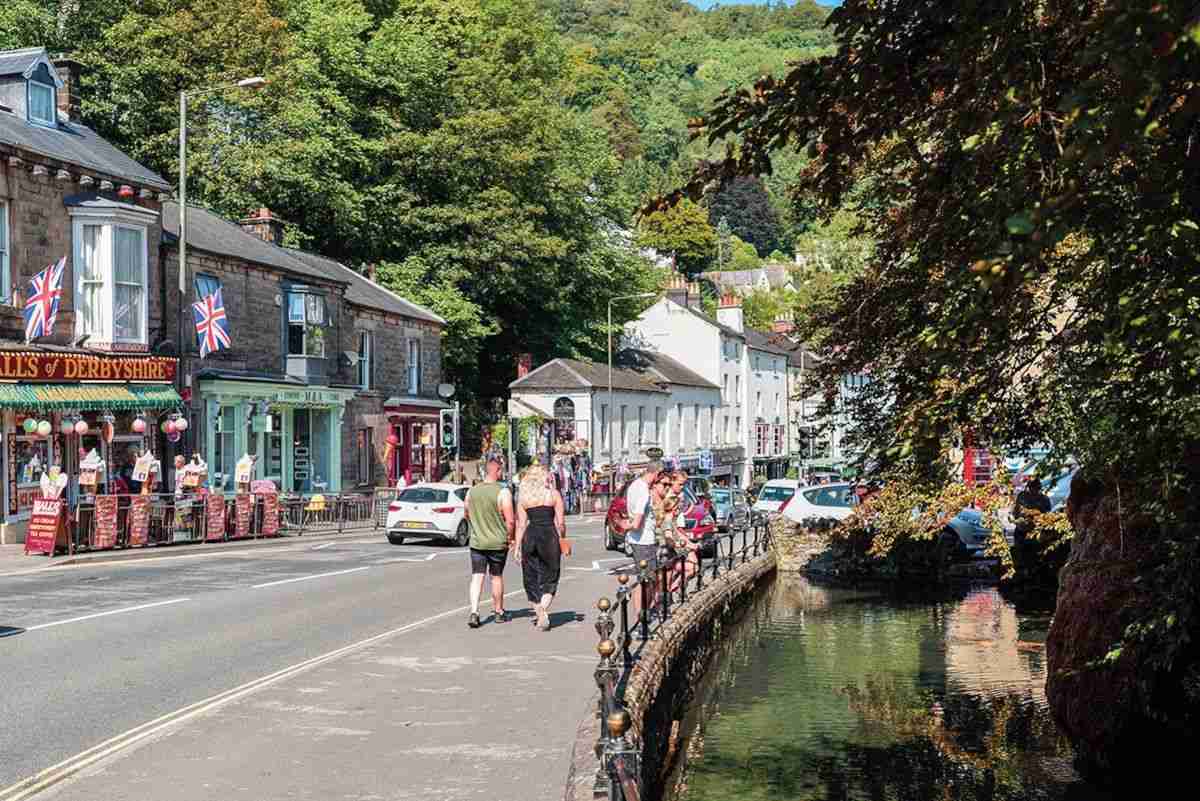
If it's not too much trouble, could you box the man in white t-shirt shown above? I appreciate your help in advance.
[620,461,662,573]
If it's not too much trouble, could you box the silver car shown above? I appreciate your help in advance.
[708,487,751,532]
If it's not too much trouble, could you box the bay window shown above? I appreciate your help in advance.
[0,200,8,301]
[71,209,151,346]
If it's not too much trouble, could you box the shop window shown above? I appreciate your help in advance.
[73,216,149,345]
[287,291,328,357]
[213,406,237,490]
[14,429,50,509]
[358,331,373,390]
[0,200,9,301]
[406,338,421,394]
[358,428,372,484]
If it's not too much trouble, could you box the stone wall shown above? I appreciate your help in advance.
[564,552,777,801]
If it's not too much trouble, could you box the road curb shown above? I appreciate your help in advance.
[12,528,382,572]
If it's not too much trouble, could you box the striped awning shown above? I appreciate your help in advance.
[0,383,182,410]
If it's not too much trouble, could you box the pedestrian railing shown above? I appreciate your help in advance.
[590,519,772,800]
[30,488,406,557]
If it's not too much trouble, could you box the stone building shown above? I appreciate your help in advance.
[0,47,179,543]
[159,205,447,492]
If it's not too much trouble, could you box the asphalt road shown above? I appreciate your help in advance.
[0,519,623,799]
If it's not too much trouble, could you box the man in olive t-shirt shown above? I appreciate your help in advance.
[465,453,515,628]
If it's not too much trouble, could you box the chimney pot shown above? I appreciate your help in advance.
[240,207,286,246]
[367,263,378,282]
[517,353,533,378]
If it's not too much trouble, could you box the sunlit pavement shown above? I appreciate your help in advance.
[0,518,624,801]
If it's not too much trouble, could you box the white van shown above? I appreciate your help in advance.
[752,479,800,517]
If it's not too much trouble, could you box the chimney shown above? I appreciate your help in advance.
[367,263,378,283]
[53,57,82,123]
[517,353,533,378]
[716,292,743,334]
[686,281,702,311]
[239,207,285,246]
[663,272,688,306]
[772,312,795,335]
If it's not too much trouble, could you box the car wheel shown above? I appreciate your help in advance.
[623,538,634,558]
[387,533,405,546]
[603,524,615,551]
[454,520,470,547]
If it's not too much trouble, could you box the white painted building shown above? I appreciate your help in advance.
[507,351,721,472]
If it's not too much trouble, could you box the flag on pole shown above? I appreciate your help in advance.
[192,288,231,358]
[23,256,66,342]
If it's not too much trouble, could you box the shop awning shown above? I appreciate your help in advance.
[0,383,182,410]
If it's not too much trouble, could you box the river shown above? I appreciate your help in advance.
[674,575,1114,801]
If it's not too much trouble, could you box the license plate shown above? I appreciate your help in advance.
[400,521,429,529]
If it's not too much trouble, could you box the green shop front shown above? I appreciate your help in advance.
[197,377,357,494]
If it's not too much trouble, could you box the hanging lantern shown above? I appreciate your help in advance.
[22,418,37,434]
[173,417,189,432]
[161,420,172,434]
[132,417,147,434]
[36,420,52,437]
[61,418,75,435]
[74,420,89,435]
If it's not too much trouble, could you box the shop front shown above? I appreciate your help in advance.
[706,446,747,487]
[197,377,357,494]
[0,350,181,544]
[383,397,450,484]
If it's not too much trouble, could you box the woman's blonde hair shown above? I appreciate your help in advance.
[519,464,555,507]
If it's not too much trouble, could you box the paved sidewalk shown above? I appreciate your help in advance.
[38,564,615,801]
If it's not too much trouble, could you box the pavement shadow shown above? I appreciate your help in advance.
[0,626,26,638]
[548,611,586,627]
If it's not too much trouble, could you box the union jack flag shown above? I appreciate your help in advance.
[23,256,66,342]
[192,288,231,358]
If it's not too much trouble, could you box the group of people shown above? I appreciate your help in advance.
[462,454,568,631]
[611,461,701,603]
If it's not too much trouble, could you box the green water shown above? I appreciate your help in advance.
[677,576,1113,801]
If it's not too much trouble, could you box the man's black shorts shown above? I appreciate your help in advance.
[470,547,508,575]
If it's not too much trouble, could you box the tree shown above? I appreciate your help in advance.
[666,0,1200,772]
[706,174,783,256]
[636,197,716,278]
[741,288,789,331]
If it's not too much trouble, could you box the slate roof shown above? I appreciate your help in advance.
[744,327,793,356]
[509,358,667,393]
[702,265,795,293]
[616,349,718,389]
[162,202,335,283]
[285,249,444,325]
[0,48,168,189]
[0,48,46,78]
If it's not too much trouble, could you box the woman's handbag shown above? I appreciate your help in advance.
[558,534,572,558]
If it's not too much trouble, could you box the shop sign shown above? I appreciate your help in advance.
[92,496,119,549]
[206,494,226,541]
[261,493,279,536]
[25,498,63,555]
[0,352,176,382]
[234,495,252,538]
[644,446,664,460]
[272,388,343,406]
[128,496,151,547]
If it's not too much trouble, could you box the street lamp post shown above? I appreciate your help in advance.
[177,76,266,351]
[607,292,658,477]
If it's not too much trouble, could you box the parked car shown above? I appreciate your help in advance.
[386,483,470,546]
[751,479,800,518]
[603,482,716,556]
[780,483,858,525]
[708,487,751,532]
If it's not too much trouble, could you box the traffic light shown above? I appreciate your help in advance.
[440,408,457,449]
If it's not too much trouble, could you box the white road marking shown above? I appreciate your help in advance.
[310,543,336,551]
[567,557,633,572]
[24,598,192,631]
[0,580,572,801]
[375,553,440,564]
[252,567,371,589]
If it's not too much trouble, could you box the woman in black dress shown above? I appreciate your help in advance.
[515,464,566,631]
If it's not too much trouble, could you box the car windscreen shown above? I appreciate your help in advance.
[758,486,795,502]
[710,489,731,502]
[803,486,853,508]
[397,488,449,504]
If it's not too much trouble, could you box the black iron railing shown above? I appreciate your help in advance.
[591,519,772,800]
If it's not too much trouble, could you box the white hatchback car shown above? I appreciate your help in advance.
[752,479,800,517]
[781,483,858,525]
[385,483,470,546]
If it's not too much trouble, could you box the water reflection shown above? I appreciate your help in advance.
[677,577,1112,801]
